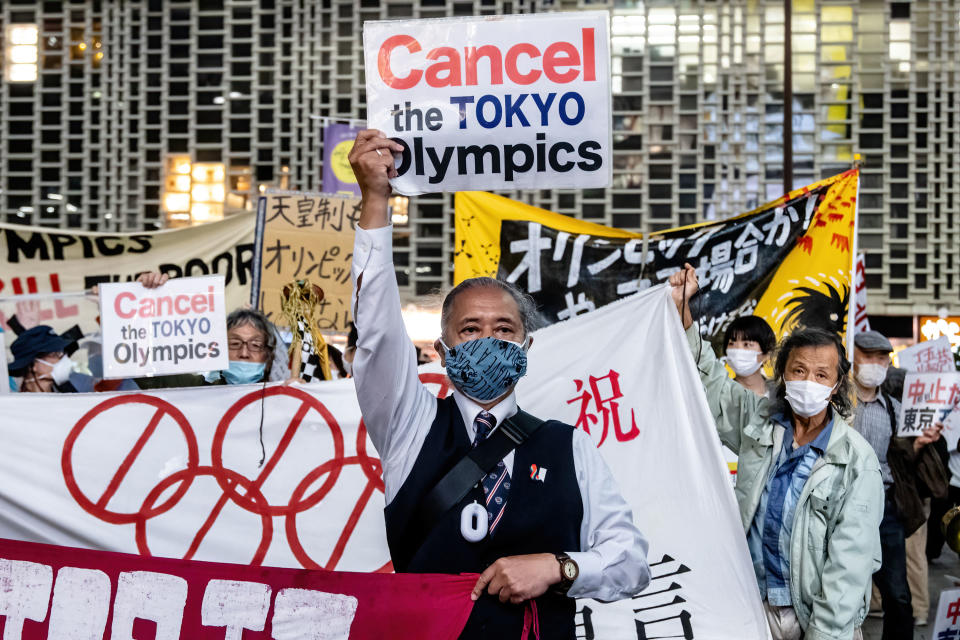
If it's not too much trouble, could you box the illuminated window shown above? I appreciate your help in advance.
[5,24,39,82]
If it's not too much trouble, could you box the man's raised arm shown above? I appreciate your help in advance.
[348,131,437,501]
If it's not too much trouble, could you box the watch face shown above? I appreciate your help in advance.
[562,560,578,580]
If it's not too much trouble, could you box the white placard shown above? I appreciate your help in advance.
[98,275,228,378]
[899,371,960,438]
[363,12,612,195]
[898,336,957,373]
[0,331,9,393]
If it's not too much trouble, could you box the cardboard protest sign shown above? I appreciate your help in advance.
[98,276,228,379]
[363,12,612,195]
[253,192,358,331]
[932,587,960,639]
[898,336,957,373]
[899,371,960,438]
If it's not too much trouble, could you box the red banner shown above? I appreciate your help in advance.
[0,537,475,639]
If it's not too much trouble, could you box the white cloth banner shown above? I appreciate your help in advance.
[0,286,767,639]
[363,12,612,195]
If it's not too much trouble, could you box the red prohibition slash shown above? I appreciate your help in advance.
[210,385,347,517]
[62,394,200,525]
[134,465,273,566]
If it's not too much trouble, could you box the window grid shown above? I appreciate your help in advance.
[1,0,957,314]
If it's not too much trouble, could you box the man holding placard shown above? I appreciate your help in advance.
[362,11,612,195]
[348,128,649,638]
[851,330,945,639]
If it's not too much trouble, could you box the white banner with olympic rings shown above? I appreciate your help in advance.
[0,286,768,639]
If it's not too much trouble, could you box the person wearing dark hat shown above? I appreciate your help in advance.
[851,329,945,638]
[8,325,91,393]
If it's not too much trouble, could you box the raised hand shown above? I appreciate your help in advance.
[667,263,699,329]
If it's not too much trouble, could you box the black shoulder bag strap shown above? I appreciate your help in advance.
[417,409,545,533]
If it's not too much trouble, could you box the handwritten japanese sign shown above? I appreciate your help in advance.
[255,193,359,331]
[899,372,960,439]
[898,336,957,373]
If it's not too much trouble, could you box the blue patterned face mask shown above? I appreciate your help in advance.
[439,336,529,403]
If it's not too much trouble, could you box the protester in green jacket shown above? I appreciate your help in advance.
[670,264,884,640]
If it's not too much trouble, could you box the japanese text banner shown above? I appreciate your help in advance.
[0,286,767,639]
[254,193,359,331]
[0,537,475,639]
[455,169,859,348]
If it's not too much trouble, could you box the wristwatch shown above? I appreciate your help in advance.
[553,552,579,595]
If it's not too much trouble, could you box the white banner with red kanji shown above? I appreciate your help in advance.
[0,286,768,639]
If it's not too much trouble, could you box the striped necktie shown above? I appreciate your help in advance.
[473,411,510,534]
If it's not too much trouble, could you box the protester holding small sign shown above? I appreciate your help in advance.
[671,263,884,640]
[128,272,298,389]
[851,329,946,636]
[348,129,650,639]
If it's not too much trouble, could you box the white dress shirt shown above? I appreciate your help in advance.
[351,224,650,602]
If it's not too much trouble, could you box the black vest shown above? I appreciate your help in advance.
[384,396,584,639]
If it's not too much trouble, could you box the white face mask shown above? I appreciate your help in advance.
[343,359,353,377]
[784,379,837,418]
[855,363,888,389]
[35,355,74,385]
[726,348,764,376]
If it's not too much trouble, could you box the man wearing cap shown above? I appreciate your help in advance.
[851,329,944,639]
[8,325,93,393]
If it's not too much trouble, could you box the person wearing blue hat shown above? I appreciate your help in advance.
[7,325,89,393]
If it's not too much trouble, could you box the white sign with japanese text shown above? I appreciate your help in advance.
[98,275,228,379]
[898,336,957,373]
[899,371,960,439]
[932,587,960,638]
[363,12,612,195]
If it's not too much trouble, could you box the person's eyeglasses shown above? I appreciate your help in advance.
[228,339,267,354]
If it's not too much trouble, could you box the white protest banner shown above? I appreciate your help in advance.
[0,214,255,339]
[99,276,228,378]
[932,587,960,638]
[363,12,612,195]
[899,371,960,439]
[853,253,870,333]
[898,336,957,373]
[0,286,767,639]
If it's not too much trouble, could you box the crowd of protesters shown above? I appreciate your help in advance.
[3,224,957,640]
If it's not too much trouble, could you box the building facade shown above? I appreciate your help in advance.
[1,0,958,324]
